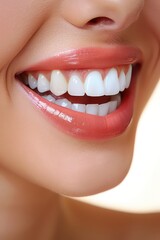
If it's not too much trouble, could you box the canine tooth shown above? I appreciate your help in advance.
[84,71,104,97]
[126,65,132,88]
[98,102,110,116]
[55,98,72,109]
[119,71,126,91]
[50,70,67,96]
[28,74,37,89]
[72,104,86,113]
[104,68,120,95]
[86,104,99,115]
[37,74,50,93]
[68,73,85,96]
[43,95,55,103]
[108,101,118,114]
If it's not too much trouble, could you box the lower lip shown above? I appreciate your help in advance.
[19,74,136,140]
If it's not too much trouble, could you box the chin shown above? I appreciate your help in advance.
[26,129,135,197]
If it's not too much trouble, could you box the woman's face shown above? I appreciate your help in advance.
[0,0,159,196]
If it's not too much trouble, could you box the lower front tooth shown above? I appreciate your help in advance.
[72,103,86,113]
[98,102,109,116]
[108,101,117,114]
[86,104,99,115]
[55,98,72,109]
[43,95,55,103]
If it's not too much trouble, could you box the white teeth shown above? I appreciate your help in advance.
[50,70,67,96]
[27,65,132,96]
[108,101,117,114]
[98,102,110,116]
[43,94,55,103]
[28,74,37,89]
[37,74,50,93]
[72,104,86,113]
[119,70,126,91]
[126,65,132,88]
[84,71,104,97]
[55,98,72,109]
[86,104,99,115]
[42,94,121,116]
[27,65,132,116]
[68,72,85,96]
[104,68,120,95]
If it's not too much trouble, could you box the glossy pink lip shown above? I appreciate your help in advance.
[18,47,142,140]
[26,46,142,71]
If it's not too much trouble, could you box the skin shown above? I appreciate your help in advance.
[0,0,159,239]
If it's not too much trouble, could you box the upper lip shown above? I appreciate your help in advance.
[22,46,143,72]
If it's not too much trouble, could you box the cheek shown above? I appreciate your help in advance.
[144,1,160,39]
[0,0,49,68]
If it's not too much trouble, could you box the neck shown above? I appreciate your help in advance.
[0,167,61,240]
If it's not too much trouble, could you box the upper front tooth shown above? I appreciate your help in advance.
[50,70,67,96]
[84,71,104,97]
[126,65,132,88]
[28,74,37,89]
[104,68,120,95]
[68,72,85,96]
[37,74,50,93]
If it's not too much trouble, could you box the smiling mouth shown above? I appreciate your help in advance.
[18,65,132,116]
[15,47,142,139]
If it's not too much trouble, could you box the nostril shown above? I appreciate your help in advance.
[86,17,115,29]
